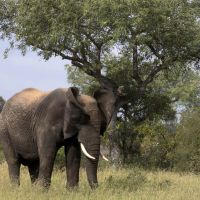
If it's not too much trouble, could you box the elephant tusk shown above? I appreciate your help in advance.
[100,152,109,162]
[80,143,96,160]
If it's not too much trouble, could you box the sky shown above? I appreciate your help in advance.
[0,41,70,100]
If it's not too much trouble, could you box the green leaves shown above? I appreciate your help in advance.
[1,0,200,120]
[174,108,200,172]
[1,0,200,83]
[0,96,5,112]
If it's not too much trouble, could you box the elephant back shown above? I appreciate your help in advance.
[1,88,48,157]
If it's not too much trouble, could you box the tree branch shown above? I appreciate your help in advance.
[82,31,102,49]
[30,42,118,91]
[81,30,103,68]
[132,43,143,85]
[143,64,166,87]
[146,43,164,60]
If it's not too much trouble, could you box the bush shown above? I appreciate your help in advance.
[106,119,176,169]
[0,96,5,112]
[136,121,176,169]
[54,147,65,169]
[173,108,200,172]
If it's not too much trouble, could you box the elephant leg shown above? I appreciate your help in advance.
[28,160,39,184]
[0,124,21,185]
[65,138,81,188]
[37,144,57,188]
[8,161,21,185]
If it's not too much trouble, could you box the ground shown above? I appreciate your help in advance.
[0,162,200,200]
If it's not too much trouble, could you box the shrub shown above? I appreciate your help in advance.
[173,108,200,172]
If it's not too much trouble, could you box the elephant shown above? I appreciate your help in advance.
[0,86,123,188]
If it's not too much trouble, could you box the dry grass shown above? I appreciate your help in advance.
[0,162,200,200]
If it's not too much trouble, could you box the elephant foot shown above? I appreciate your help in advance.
[36,178,51,190]
[10,179,20,187]
[89,182,98,189]
[66,180,79,190]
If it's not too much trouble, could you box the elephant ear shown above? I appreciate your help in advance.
[63,87,90,139]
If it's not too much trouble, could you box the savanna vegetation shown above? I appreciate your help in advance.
[1,163,200,200]
[1,0,200,199]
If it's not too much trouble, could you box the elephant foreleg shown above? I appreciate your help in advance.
[37,144,57,188]
[65,138,81,188]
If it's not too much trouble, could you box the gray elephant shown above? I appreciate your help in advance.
[0,87,122,188]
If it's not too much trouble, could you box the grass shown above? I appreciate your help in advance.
[0,162,200,200]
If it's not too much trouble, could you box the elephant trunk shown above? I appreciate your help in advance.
[78,108,101,188]
[85,148,99,188]
[78,126,100,188]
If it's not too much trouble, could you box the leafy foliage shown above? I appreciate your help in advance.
[0,96,5,112]
[136,120,176,169]
[66,65,99,95]
[1,0,200,90]
[174,108,200,172]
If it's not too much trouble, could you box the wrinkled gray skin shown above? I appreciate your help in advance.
[0,87,118,188]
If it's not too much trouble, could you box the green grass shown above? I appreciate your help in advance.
[0,162,200,200]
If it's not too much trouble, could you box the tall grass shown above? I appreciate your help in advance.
[0,162,200,200]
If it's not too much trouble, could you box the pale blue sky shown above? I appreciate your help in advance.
[0,41,69,100]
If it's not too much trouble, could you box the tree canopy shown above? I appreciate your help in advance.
[1,0,200,166]
[1,0,200,95]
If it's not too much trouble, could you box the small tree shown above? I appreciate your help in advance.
[174,108,200,172]
[0,96,5,112]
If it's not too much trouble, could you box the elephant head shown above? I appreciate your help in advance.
[63,86,124,188]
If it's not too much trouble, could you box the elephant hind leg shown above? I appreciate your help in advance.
[28,160,39,184]
[0,121,21,185]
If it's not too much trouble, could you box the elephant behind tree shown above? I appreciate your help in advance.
[0,87,122,188]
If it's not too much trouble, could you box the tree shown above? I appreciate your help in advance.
[1,0,200,95]
[67,64,200,165]
[0,96,5,112]
[0,0,200,164]
[174,108,200,172]
[1,0,200,164]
